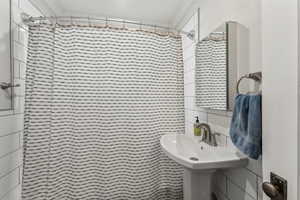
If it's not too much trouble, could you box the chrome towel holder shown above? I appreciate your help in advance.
[236,72,262,95]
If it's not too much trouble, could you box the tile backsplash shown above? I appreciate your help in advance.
[181,13,262,200]
[0,0,42,199]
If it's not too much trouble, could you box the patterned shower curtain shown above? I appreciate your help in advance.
[22,24,184,200]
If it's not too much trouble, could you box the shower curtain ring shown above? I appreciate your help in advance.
[88,17,91,27]
[39,16,42,25]
[71,16,74,26]
[52,17,57,29]
[105,17,108,28]
[123,20,125,29]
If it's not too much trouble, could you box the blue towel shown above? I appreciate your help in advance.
[230,94,262,160]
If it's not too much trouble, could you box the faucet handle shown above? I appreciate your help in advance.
[210,132,220,147]
[212,132,221,136]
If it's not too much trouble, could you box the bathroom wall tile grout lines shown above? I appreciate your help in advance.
[0,0,43,199]
[182,13,263,200]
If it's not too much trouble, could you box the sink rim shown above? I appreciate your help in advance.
[160,134,248,170]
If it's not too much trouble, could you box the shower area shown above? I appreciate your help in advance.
[21,14,186,199]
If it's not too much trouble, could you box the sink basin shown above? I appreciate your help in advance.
[160,134,248,200]
[160,134,248,170]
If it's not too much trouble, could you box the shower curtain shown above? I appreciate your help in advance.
[22,24,184,200]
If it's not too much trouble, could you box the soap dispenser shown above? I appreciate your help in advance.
[194,116,201,136]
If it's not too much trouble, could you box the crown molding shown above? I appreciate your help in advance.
[28,0,60,16]
[172,0,205,30]
[171,0,196,29]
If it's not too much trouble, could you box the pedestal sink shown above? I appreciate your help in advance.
[160,134,248,200]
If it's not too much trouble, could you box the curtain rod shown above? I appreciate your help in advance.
[21,13,194,39]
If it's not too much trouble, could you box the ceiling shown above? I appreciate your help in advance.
[32,0,197,28]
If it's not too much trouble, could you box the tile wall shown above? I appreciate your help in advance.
[0,0,42,199]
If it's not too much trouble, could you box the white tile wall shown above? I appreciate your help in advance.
[0,0,43,199]
[0,170,19,198]
[227,181,256,200]
[182,13,262,200]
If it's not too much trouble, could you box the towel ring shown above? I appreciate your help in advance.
[236,72,262,95]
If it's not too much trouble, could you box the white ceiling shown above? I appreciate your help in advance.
[32,0,197,28]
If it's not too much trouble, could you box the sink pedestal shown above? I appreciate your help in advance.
[161,134,248,200]
[183,168,216,200]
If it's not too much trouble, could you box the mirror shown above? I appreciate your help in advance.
[0,0,12,111]
[195,22,249,111]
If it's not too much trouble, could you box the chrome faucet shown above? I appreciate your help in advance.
[198,123,218,146]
